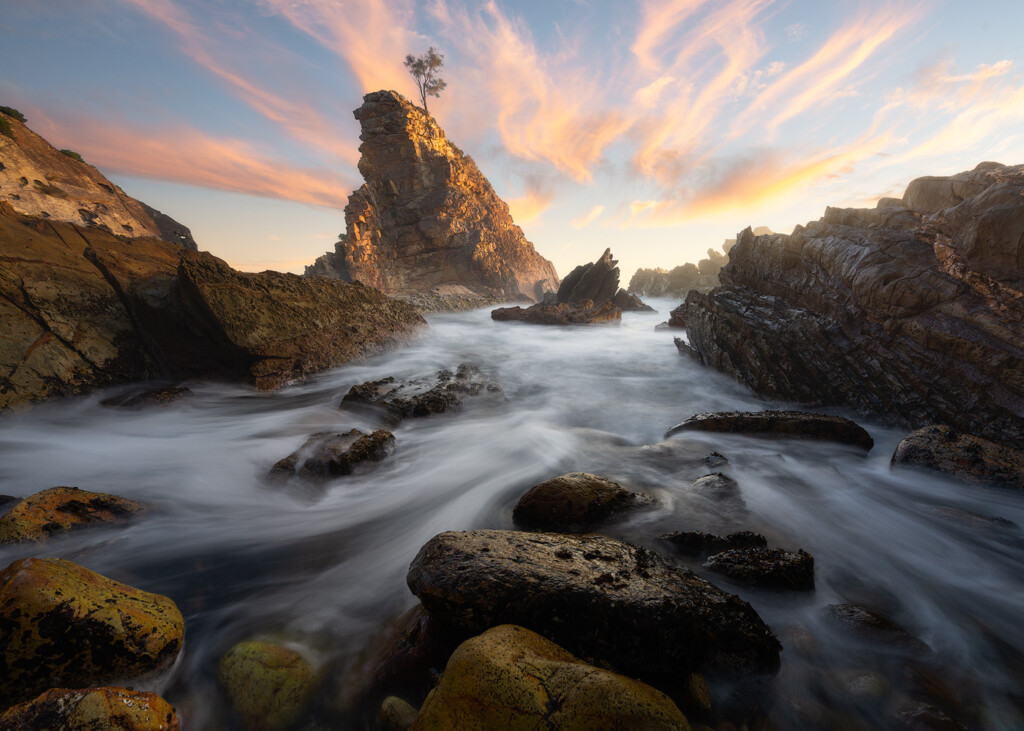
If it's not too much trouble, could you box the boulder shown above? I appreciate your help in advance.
[822,603,929,654]
[100,385,193,408]
[690,473,743,501]
[0,486,147,543]
[680,163,1024,449]
[341,364,502,420]
[406,530,781,678]
[0,557,184,708]
[660,530,767,557]
[0,687,180,730]
[702,548,815,591]
[613,289,656,312]
[491,299,621,325]
[411,624,691,731]
[306,90,558,301]
[270,429,395,479]
[666,410,874,451]
[891,425,1024,489]
[512,472,647,533]
[379,696,418,731]
[218,640,322,731]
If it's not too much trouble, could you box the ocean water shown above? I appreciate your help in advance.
[0,298,1021,729]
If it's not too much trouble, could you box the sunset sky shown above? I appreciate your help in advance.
[3,0,1023,281]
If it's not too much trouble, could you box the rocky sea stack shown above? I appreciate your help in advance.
[681,162,1024,448]
[307,90,559,302]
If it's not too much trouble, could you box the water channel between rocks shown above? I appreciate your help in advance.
[0,298,1021,729]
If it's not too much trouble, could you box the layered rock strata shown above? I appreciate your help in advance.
[681,163,1024,448]
[0,109,195,248]
[307,90,558,301]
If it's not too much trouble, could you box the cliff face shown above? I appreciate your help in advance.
[681,162,1024,448]
[0,109,196,249]
[307,91,559,300]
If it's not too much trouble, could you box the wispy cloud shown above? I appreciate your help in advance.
[571,205,605,228]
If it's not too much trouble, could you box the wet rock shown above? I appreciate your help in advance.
[218,640,322,731]
[270,429,395,479]
[101,385,193,408]
[705,452,729,468]
[406,530,782,678]
[668,303,687,328]
[512,472,648,533]
[0,557,184,708]
[411,624,691,730]
[681,163,1024,449]
[702,548,815,591]
[895,703,969,731]
[557,248,622,306]
[491,298,621,325]
[823,669,891,701]
[891,425,1024,489]
[823,603,929,654]
[379,696,418,731]
[0,495,20,509]
[690,473,743,501]
[0,486,147,544]
[0,687,180,730]
[613,289,656,312]
[666,410,874,450]
[930,506,1019,533]
[660,530,767,557]
[306,90,558,301]
[681,673,713,718]
[342,364,503,420]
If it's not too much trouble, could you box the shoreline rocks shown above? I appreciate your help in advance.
[703,548,815,591]
[0,486,147,544]
[511,472,648,533]
[270,429,396,479]
[666,410,874,451]
[218,640,323,731]
[0,687,180,730]
[341,364,503,420]
[491,298,621,325]
[891,425,1024,489]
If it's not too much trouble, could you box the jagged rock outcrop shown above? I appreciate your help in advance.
[681,163,1024,449]
[628,231,770,298]
[0,202,425,409]
[306,90,558,301]
[0,108,195,248]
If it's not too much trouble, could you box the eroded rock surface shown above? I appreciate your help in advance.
[660,530,767,557]
[270,429,396,479]
[703,548,815,591]
[891,425,1024,489]
[0,687,180,730]
[512,472,648,533]
[406,530,781,678]
[0,486,147,544]
[341,364,502,420]
[666,410,874,450]
[680,163,1024,448]
[307,91,558,301]
[490,299,621,325]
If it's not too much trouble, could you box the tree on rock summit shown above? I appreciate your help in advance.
[404,47,447,112]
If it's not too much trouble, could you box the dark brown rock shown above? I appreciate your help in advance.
[406,530,782,678]
[613,288,655,312]
[306,90,558,301]
[557,248,622,305]
[702,548,815,591]
[668,303,687,328]
[512,472,647,533]
[891,425,1024,489]
[101,385,193,408]
[270,428,396,478]
[491,298,621,325]
[341,363,502,420]
[681,163,1024,449]
[666,410,874,450]
[823,603,929,654]
[660,530,767,557]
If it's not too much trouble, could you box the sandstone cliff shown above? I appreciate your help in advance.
[680,162,1024,448]
[306,91,558,300]
[0,202,424,409]
[0,108,195,249]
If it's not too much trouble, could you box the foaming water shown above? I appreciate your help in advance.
[0,299,1021,728]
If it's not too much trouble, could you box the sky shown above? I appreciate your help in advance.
[2,0,1024,282]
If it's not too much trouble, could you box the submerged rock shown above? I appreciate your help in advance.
[270,429,395,479]
[702,548,815,591]
[0,486,147,544]
[342,364,503,420]
[823,603,929,654]
[490,298,621,325]
[690,473,744,501]
[218,640,322,731]
[512,472,648,533]
[660,530,767,557]
[891,425,1024,489]
[0,687,180,730]
[680,163,1024,449]
[411,624,691,731]
[666,410,874,451]
[406,530,781,678]
[101,385,193,408]
[379,696,418,731]
[0,557,184,708]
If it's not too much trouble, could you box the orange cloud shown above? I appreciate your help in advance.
[570,205,605,228]
[31,113,352,209]
[507,188,555,223]
[631,0,711,71]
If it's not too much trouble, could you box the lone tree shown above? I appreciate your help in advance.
[404,47,447,113]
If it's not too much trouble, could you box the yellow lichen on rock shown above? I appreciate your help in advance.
[0,687,180,730]
[0,486,147,544]
[412,624,691,730]
[0,557,184,708]
[218,640,322,731]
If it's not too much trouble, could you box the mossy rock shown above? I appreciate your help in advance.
[0,486,147,544]
[218,640,322,731]
[0,557,184,708]
[412,624,691,730]
[0,687,179,729]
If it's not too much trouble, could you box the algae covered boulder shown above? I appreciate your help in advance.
[218,640,322,731]
[0,486,147,544]
[0,687,179,730]
[0,557,184,708]
[412,624,690,730]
